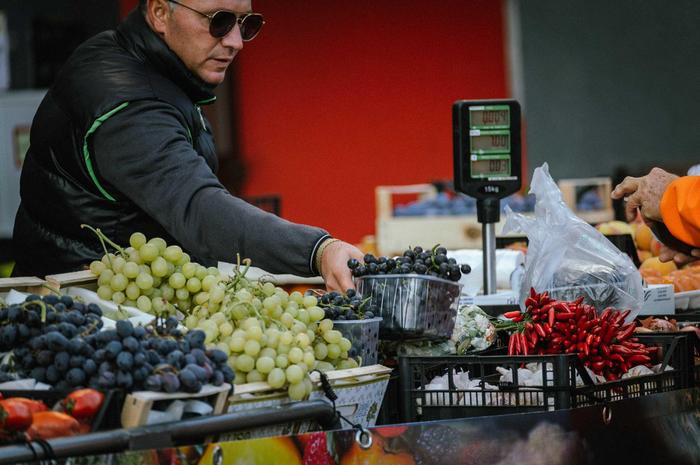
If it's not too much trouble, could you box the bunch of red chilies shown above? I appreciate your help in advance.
[503,288,653,381]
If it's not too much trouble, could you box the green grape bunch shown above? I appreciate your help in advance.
[84,226,225,318]
[183,259,359,401]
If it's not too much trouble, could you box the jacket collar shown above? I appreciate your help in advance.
[117,9,216,104]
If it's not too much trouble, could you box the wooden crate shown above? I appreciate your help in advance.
[375,184,505,256]
[0,276,49,295]
[557,177,615,224]
[121,383,232,428]
[45,270,98,292]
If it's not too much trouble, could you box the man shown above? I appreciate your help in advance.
[612,167,700,265]
[12,0,362,291]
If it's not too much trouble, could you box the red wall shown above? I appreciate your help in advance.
[234,0,508,244]
[120,0,138,18]
[121,0,509,244]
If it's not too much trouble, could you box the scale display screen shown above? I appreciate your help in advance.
[469,130,510,153]
[453,99,521,200]
[469,105,510,129]
[470,155,510,178]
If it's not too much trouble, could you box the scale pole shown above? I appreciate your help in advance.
[477,198,500,295]
[483,222,497,294]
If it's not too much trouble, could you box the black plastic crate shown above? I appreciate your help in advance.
[0,388,123,431]
[398,333,693,422]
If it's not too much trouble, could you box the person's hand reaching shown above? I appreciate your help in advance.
[611,167,679,222]
[320,240,364,292]
[658,243,700,266]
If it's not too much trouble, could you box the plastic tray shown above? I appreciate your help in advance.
[331,317,382,365]
[398,332,695,422]
[675,289,700,312]
[355,275,462,340]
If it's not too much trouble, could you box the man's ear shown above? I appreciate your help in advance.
[145,0,171,36]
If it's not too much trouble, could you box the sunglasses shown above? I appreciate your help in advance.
[167,0,264,40]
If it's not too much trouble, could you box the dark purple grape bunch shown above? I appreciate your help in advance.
[0,295,234,393]
[314,289,377,320]
[347,245,471,282]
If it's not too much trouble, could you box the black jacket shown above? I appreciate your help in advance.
[13,10,327,277]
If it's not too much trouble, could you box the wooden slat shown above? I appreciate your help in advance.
[45,270,96,286]
[0,277,45,288]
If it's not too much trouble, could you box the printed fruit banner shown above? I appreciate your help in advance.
[65,387,700,465]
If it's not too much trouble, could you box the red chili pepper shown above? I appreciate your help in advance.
[525,322,533,331]
[601,344,611,357]
[548,307,556,327]
[611,344,633,355]
[522,335,530,355]
[543,323,552,334]
[514,332,522,354]
[577,317,588,330]
[585,334,594,346]
[551,337,563,345]
[573,296,585,306]
[565,344,578,353]
[529,330,538,347]
[627,354,651,364]
[619,362,629,373]
[508,334,516,355]
[591,325,602,335]
[556,312,576,321]
[599,308,612,321]
[530,287,538,299]
[524,297,537,308]
[617,309,632,324]
[616,323,636,342]
[591,361,606,372]
[603,325,617,344]
[534,323,546,339]
[503,310,522,319]
[610,354,625,364]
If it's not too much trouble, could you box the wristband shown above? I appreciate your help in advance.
[315,238,341,276]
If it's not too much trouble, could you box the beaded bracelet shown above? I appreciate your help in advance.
[315,238,341,275]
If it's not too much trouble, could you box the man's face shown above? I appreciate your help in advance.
[153,0,252,85]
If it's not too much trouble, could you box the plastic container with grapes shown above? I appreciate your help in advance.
[331,317,382,366]
[355,275,462,340]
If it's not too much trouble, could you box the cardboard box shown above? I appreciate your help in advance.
[223,365,391,441]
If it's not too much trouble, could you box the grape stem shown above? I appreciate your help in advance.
[80,224,127,261]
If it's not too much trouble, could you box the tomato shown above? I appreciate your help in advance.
[4,398,48,416]
[62,389,105,420]
[0,399,33,432]
[26,411,81,440]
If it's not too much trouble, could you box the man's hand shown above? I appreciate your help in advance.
[320,241,364,292]
[658,243,700,266]
[611,167,679,222]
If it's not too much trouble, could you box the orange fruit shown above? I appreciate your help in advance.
[634,224,653,251]
[640,256,677,276]
[637,250,652,263]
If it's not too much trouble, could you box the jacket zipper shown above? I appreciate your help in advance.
[195,105,207,132]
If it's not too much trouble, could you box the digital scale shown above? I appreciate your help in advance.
[453,100,522,295]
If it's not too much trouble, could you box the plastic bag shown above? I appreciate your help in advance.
[503,163,643,319]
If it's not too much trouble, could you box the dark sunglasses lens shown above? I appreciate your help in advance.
[240,14,263,40]
[210,11,236,38]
